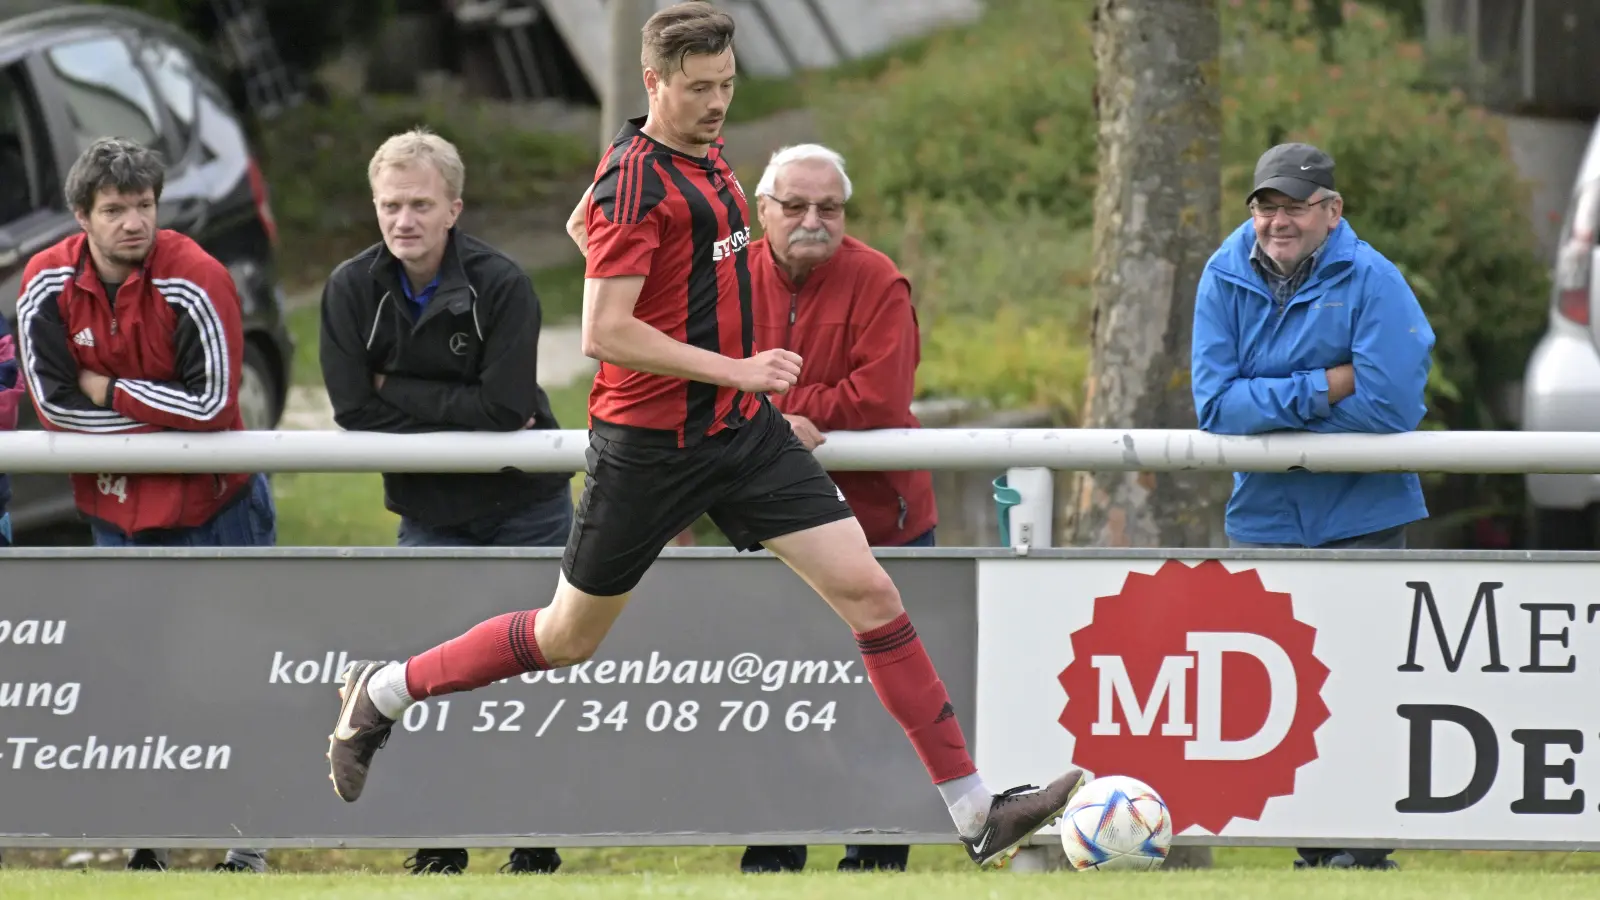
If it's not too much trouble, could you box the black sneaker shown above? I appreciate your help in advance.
[326,661,395,803]
[1299,850,1399,871]
[961,768,1090,867]
[213,859,257,872]
[126,849,167,871]
[501,847,562,874]
[739,845,807,873]
[405,849,468,874]
[837,844,908,872]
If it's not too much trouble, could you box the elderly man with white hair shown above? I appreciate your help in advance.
[741,142,937,874]
[565,141,939,873]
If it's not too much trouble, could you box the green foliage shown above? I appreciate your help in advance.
[815,0,1097,232]
[258,95,592,286]
[820,0,1548,439]
[887,202,1094,419]
[1221,0,1549,432]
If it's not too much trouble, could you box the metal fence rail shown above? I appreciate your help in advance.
[2,428,1599,473]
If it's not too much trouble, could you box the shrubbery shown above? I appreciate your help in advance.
[256,95,592,286]
[818,0,1549,441]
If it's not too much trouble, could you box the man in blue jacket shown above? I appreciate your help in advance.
[1191,142,1435,871]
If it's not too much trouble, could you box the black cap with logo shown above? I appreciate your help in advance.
[1248,143,1335,203]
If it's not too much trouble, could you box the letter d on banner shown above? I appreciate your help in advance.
[1185,632,1297,761]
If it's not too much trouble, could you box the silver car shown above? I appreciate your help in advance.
[1522,122,1600,548]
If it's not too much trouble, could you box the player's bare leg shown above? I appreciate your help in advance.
[327,574,631,802]
[763,518,1090,867]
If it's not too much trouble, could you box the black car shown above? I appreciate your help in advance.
[0,4,294,533]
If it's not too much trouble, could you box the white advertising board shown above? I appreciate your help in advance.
[975,555,1600,850]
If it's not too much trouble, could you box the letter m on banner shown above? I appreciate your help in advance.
[1090,655,1194,738]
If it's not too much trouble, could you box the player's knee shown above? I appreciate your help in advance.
[832,566,902,623]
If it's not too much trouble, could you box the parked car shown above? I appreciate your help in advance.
[1521,119,1600,548]
[0,4,293,534]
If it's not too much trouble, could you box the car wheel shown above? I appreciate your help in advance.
[239,342,281,431]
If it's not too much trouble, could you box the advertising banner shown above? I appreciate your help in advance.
[0,551,976,848]
[975,553,1600,850]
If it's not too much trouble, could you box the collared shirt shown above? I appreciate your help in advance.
[1250,238,1324,308]
[397,262,440,317]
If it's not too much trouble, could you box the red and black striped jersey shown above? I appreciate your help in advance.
[583,116,762,448]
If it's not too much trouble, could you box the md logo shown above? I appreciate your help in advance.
[1057,560,1332,835]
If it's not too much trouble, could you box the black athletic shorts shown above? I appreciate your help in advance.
[560,400,856,596]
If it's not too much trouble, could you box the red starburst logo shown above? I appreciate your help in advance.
[1056,560,1330,835]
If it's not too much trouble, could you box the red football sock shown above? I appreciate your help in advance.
[405,610,549,700]
[856,612,977,784]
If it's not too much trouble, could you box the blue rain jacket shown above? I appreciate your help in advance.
[1191,218,1435,546]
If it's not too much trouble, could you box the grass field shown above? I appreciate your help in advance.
[4,859,1600,899]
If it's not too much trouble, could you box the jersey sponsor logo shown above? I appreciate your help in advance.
[712,226,752,263]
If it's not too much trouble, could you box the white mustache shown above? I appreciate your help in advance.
[789,227,830,245]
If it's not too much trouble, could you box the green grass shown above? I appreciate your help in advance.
[260,95,594,289]
[5,858,1600,898]
[530,260,588,325]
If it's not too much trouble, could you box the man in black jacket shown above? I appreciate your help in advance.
[319,128,570,875]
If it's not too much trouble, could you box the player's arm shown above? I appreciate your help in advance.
[582,275,754,385]
[105,258,241,431]
[582,157,796,392]
[15,264,145,433]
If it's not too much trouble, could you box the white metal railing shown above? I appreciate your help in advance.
[0,427,1597,473]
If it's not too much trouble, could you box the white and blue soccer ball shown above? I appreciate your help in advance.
[1058,774,1173,871]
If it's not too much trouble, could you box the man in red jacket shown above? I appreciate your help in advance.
[14,137,271,872]
[740,143,936,874]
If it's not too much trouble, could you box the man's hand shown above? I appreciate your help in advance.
[372,373,386,391]
[77,369,111,407]
[1326,363,1355,404]
[567,185,593,257]
[783,414,825,450]
[731,349,802,394]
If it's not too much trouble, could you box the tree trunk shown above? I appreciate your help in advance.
[1064,0,1226,554]
[601,0,655,152]
[1066,0,1225,870]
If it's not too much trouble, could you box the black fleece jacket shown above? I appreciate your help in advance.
[319,229,571,527]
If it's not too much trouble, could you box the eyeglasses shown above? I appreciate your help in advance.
[1249,197,1334,219]
[771,196,845,220]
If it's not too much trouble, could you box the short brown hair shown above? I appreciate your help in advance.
[64,138,165,215]
[641,1,735,81]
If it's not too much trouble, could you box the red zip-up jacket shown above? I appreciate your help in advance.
[16,230,248,537]
[751,235,937,546]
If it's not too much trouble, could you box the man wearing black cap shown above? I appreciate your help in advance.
[1189,143,1437,871]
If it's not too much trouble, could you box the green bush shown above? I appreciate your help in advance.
[886,201,1094,420]
[820,0,1547,443]
[816,0,1098,232]
[258,95,593,286]
[1222,0,1548,433]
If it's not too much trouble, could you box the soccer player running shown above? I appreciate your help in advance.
[324,1,1087,865]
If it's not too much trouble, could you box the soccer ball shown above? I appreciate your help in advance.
[1058,775,1172,871]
